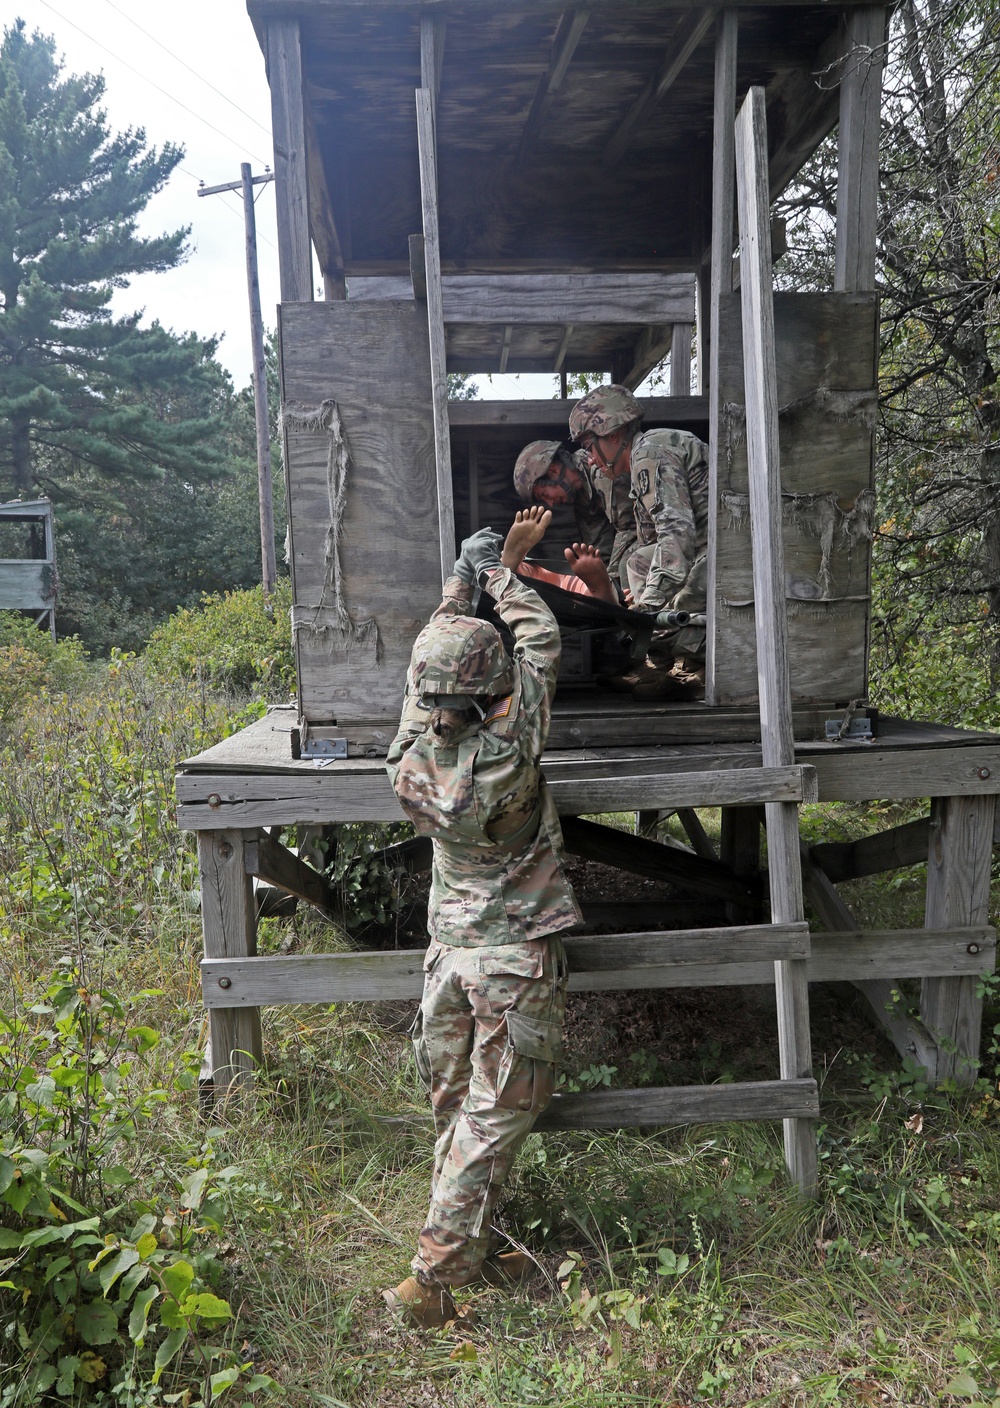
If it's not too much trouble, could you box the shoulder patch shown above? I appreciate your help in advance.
[485,694,513,722]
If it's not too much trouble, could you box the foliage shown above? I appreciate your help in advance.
[144,583,295,698]
[0,965,278,1405]
[0,611,89,730]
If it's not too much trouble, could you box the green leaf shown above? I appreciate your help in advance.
[944,1374,981,1399]
[127,1025,160,1052]
[160,1258,195,1303]
[209,1367,241,1394]
[120,1261,151,1301]
[179,1167,210,1211]
[153,1326,187,1383]
[136,1232,158,1259]
[0,1156,15,1194]
[129,1285,159,1344]
[75,1298,120,1345]
[99,1247,139,1295]
[56,1355,81,1396]
[43,1254,73,1285]
[182,1291,231,1323]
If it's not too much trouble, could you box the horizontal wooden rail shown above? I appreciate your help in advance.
[200,925,993,1007]
[534,1078,820,1129]
[176,764,818,830]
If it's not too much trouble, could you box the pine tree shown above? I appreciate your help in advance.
[0,21,222,501]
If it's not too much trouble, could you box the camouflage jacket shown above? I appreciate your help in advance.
[574,457,637,580]
[629,428,710,609]
[386,566,582,948]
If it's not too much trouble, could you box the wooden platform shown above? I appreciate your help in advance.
[176,707,1000,829]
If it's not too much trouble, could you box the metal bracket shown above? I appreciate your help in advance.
[301,737,348,759]
[825,716,873,742]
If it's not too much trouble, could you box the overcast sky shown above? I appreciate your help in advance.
[8,0,576,399]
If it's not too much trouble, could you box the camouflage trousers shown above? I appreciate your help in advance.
[622,545,707,663]
[410,935,568,1288]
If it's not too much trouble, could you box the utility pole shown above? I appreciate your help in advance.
[198,165,278,597]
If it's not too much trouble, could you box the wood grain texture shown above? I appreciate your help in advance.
[705,7,738,705]
[198,831,263,1093]
[279,300,441,724]
[810,816,931,882]
[200,928,994,1007]
[518,9,591,162]
[447,396,709,429]
[835,7,887,293]
[265,19,312,303]
[244,832,336,914]
[535,1078,820,1129]
[604,6,716,165]
[415,86,457,585]
[921,794,998,1086]
[670,323,693,396]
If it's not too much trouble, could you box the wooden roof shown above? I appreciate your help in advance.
[249,1,863,278]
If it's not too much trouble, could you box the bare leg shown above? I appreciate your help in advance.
[502,506,553,571]
[564,543,618,605]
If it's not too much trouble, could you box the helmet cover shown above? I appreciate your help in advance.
[569,384,643,442]
[410,615,513,697]
[513,440,565,502]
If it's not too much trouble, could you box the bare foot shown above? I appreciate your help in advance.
[502,506,552,570]
[564,542,618,604]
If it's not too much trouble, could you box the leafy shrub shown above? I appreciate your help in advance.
[0,614,89,731]
[143,583,295,696]
[0,963,278,1405]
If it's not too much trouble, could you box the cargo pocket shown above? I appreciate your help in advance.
[410,1007,433,1090]
[494,1010,564,1114]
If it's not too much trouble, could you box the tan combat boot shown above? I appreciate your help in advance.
[382,1276,456,1330]
[477,1250,536,1288]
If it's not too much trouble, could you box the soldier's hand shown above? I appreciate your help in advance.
[453,528,503,583]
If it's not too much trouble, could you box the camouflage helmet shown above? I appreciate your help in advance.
[409,615,513,697]
[569,384,643,442]
[513,440,565,502]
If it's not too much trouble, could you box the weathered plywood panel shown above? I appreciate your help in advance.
[712,292,878,705]
[0,561,53,609]
[279,301,442,724]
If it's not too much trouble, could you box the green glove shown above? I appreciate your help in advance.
[453,528,503,584]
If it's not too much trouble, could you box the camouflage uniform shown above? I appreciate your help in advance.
[386,566,580,1287]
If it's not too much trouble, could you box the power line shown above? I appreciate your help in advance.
[34,0,273,167]
[98,0,273,140]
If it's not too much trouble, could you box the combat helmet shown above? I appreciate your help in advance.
[569,384,643,442]
[513,440,567,502]
[410,616,513,698]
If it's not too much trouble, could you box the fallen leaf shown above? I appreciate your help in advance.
[905,1112,924,1134]
[449,1339,477,1362]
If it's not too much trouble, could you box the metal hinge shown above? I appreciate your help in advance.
[825,715,873,742]
[301,736,348,760]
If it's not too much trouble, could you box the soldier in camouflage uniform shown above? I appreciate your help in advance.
[383,527,581,1329]
[569,386,710,685]
[513,439,637,590]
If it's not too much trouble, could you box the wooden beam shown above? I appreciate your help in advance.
[921,795,997,1088]
[604,8,716,166]
[446,395,708,428]
[553,325,574,372]
[535,1078,820,1129]
[303,105,344,298]
[736,83,816,1195]
[835,6,886,292]
[518,8,591,163]
[416,272,695,325]
[705,9,738,706]
[244,831,338,915]
[620,326,674,391]
[553,763,818,813]
[415,86,456,584]
[801,843,939,1072]
[561,815,756,903]
[201,929,995,1006]
[670,323,692,396]
[810,817,931,883]
[675,808,718,860]
[265,18,312,303]
[408,234,427,299]
[419,12,445,108]
[499,324,513,373]
[199,831,263,1094]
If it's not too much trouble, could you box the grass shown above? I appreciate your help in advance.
[3,662,1000,1406]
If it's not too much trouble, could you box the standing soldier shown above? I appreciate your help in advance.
[568,385,710,696]
[512,439,636,592]
[383,527,581,1329]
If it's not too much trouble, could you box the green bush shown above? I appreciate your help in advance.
[0,964,279,1406]
[143,584,295,697]
[0,615,90,731]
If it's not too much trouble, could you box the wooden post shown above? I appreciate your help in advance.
[415,85,457,584]
[241,163,278,598]
[835,7,885,293]
[735,85,817,1195]
[670,323,692,396]
[265,19,313,303]
[920,795,997,1087]
[198,830,263,1095]
[705,9,738,705]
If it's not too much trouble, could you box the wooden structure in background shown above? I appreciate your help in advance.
[0,498,56,637]
[177,1,1000,1193]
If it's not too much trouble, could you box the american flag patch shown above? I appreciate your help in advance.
[485,694,513,722]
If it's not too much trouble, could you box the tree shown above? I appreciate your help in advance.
[0,21,222,502]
